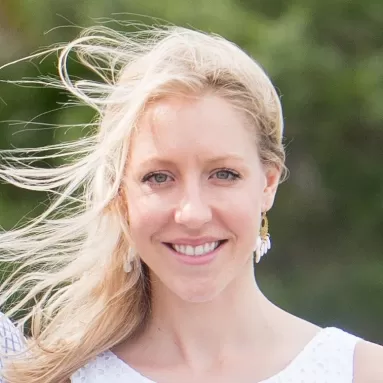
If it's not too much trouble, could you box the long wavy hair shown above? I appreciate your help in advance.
[0,24,286,382]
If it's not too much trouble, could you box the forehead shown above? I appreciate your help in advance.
[129,95,258,164]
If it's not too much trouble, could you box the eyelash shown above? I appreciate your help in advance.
[142,168,241,185]
[142,172,173,185]
[210,168,241,181]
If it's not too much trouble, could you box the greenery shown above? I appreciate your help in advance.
[0,0,382,342]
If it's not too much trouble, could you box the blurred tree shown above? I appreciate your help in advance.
[0,0,382,341]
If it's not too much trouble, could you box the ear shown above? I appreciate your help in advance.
[262,165,281,212]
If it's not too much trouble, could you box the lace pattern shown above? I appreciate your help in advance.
[0,313,25,383]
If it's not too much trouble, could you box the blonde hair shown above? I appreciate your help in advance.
[0,24,286,382]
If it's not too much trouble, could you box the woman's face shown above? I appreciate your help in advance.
[125,94,280,302]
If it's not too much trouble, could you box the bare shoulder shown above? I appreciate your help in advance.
[353,339,383,383]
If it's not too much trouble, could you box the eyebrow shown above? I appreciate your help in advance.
[205,154,246,163]
[139,154,246,168]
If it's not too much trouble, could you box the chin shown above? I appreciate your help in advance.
[171,279,225,303]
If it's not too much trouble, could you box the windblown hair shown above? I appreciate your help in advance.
[0,24,286,382]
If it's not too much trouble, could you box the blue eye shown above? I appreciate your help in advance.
[152,173,168,183]
[212,169,241,181]
[142,172,172,185]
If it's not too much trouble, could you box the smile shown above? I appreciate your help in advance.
[165,240,227,257]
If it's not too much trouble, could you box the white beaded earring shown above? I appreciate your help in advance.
[123,246,136,273]
[254,211,271,263]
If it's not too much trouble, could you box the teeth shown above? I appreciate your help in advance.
[172,241,220,256]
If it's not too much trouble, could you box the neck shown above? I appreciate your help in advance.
[141,262,282,370]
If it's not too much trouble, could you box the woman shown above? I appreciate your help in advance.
[0,25,382,383]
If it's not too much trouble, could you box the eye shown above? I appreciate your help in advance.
[142,172,173,185]
[211,168,241,181]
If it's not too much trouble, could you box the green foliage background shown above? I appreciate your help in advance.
[0,0,382,342]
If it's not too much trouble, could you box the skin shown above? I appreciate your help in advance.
[114,94,383,383]
[126,94,277,304]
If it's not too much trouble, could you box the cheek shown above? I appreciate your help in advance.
[222,184,263,219]
[229,207,260,245]
[218,186,263,245]
[126,191,171,243]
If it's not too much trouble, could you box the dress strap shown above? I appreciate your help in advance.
[268,327,362,383]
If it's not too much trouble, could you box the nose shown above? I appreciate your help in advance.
[174,185,212,229]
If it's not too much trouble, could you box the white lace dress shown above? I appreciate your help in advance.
[71,327,361,383]
[0,313,25,383]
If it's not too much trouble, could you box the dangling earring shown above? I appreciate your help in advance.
[123,246,136,273]
[254,211,271,263]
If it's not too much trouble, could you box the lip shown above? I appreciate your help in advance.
[163,237,225,246]
[163,240,227,266]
